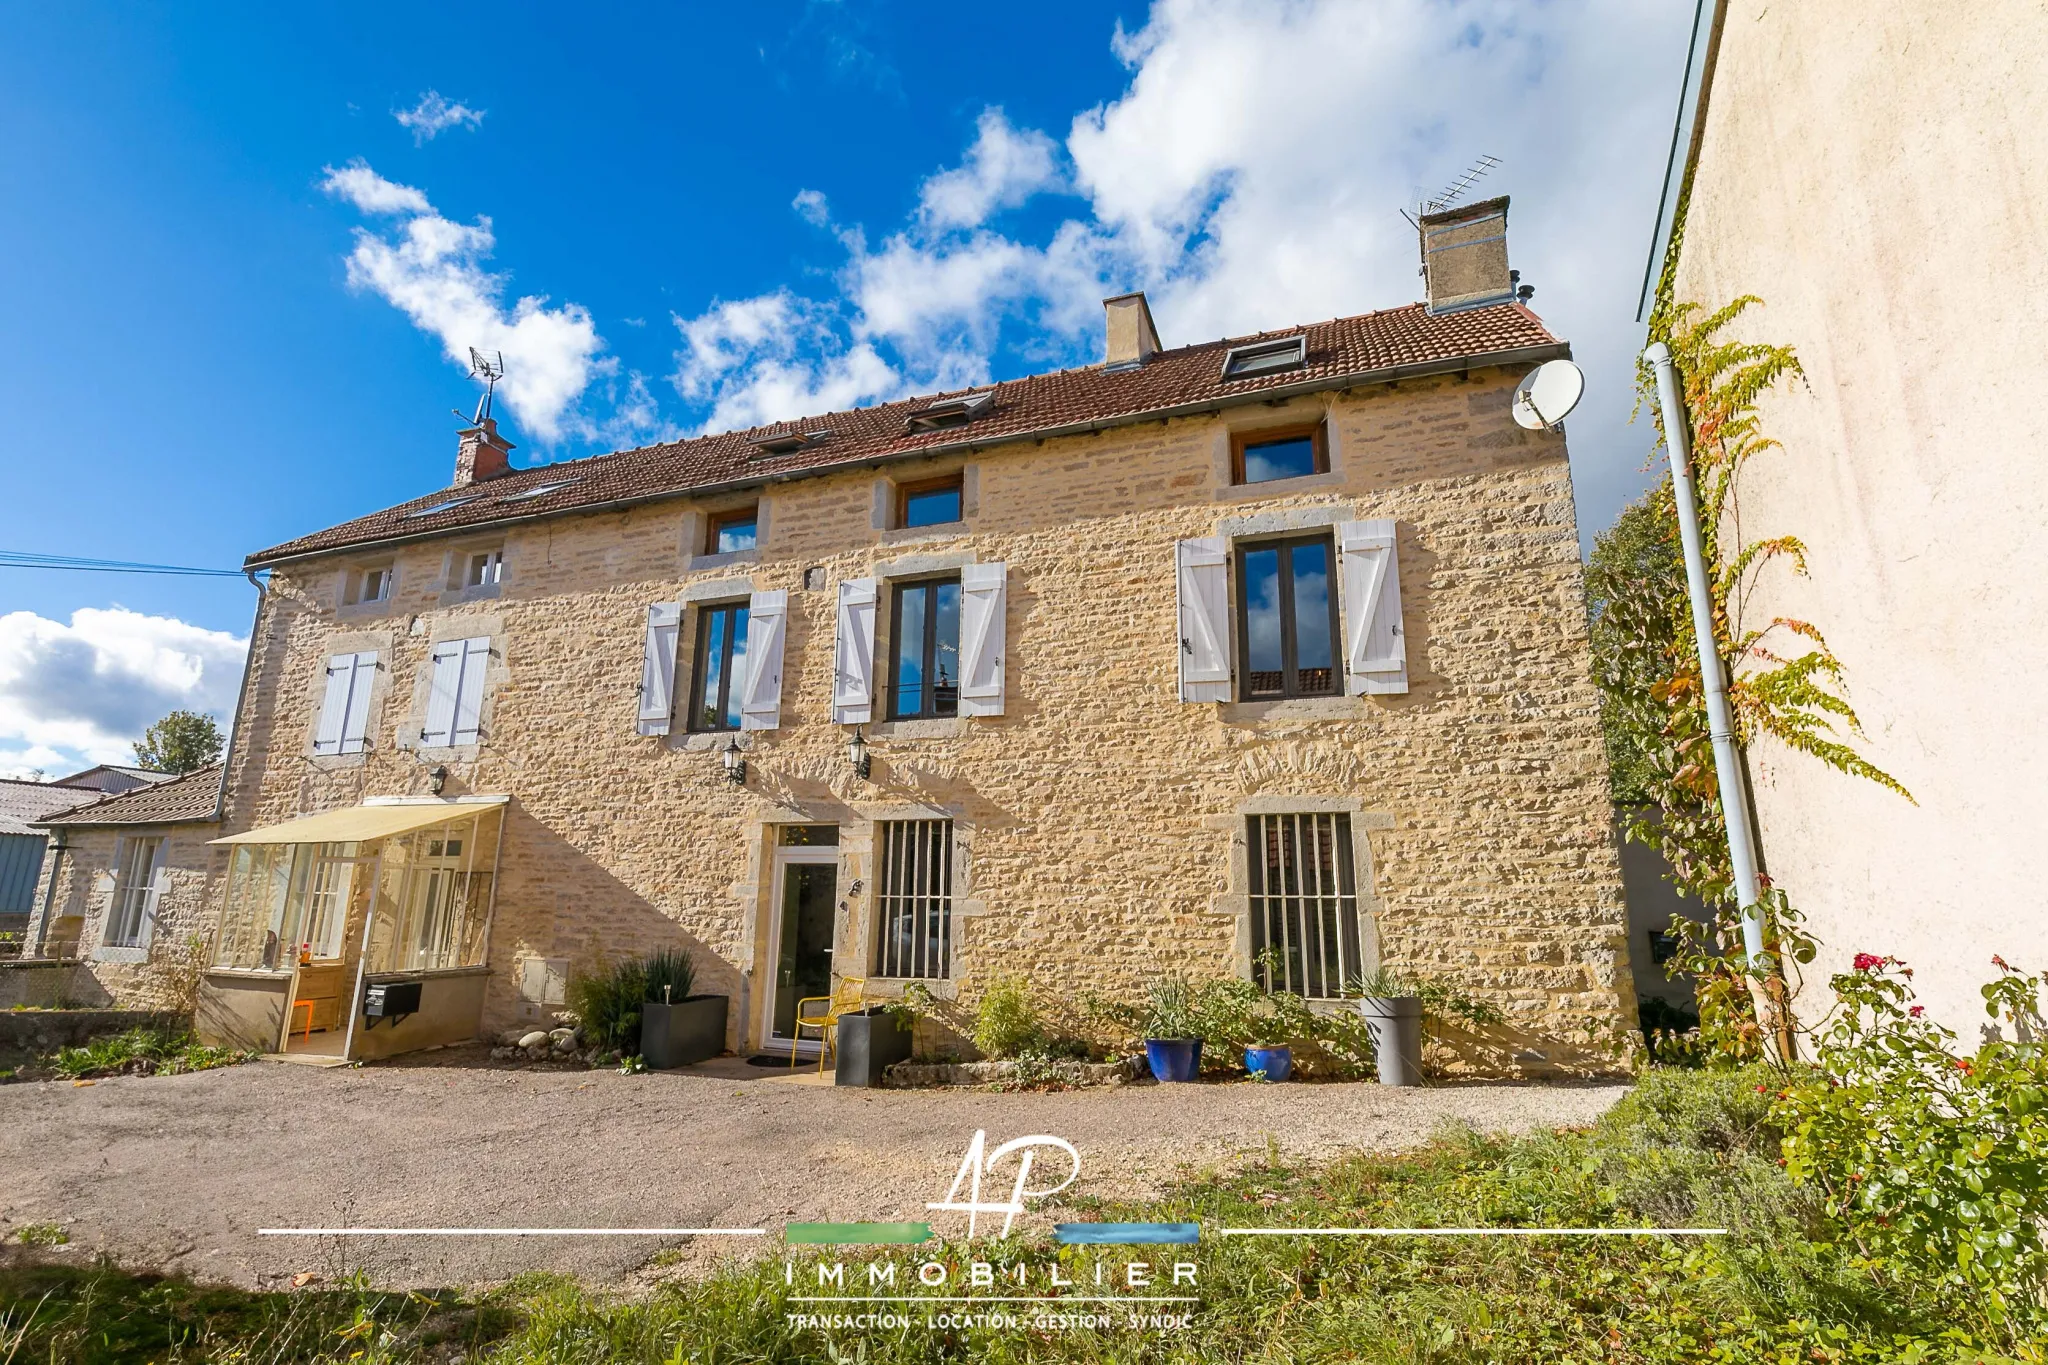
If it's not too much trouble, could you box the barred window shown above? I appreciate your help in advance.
[874,819,953,979]
[1247,812,1363,999]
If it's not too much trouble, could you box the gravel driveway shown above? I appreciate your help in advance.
[0,1050,1626,1289]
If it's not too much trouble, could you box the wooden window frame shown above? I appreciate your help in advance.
[686,600,750,733]
[462,548,504,589]
[886,575,962,721]
[1234,533,1342,701]
[1230,422,1329,486]
[896,474,965,529]
[706,506,760,556]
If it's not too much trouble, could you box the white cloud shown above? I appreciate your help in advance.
[672,291,901,433]
[0,608,247,777]
[791,189,832,227]
[917,109,1064,230]
[394,91,486,144]
[321,160,642,447]
[667,0,1692,546]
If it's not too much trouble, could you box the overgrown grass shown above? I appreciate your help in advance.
[44,1027,251,1081]
[2,1067,2036,1363]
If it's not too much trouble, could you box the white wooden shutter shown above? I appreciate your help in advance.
[452,637,491,743]
[137,845,170,948]
[421,641,463,746]
[832,578,877,724]
[313,655,355,755]
[739,589,788,731]
[1175,538,1232,703]
[958,562,1006,717]
[1338,519,1407,695]
[339,652,376,753]
[637,603,681,736]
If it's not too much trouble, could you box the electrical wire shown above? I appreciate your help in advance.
[0,550,249,578]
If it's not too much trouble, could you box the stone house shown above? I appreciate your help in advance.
[104,202,1634,1070]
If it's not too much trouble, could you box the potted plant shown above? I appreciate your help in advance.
[638,948,727,1069]
[1242,1013,1294,1082]
[833,1002,916,1087]
[1354,968,1424,1087]
[1140,976,1203,1082]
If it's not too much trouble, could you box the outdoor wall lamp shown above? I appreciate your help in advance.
[846,725,871,780]
[721,736,746,786]
[428,764,448,796]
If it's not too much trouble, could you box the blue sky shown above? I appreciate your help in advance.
[0,0,1694,774]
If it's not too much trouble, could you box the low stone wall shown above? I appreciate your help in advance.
[0,1009,184,1056]
[0,960,112,1010]
[882,1057,1141,1088]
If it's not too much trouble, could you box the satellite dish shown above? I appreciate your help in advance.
[1511,359,1585,430]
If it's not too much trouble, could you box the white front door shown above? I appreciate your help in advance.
[761,836,840,1055]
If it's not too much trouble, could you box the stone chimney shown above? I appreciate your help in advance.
[1418,195,1514,314]
[1102,291,1162,369]
[454,416,515,487]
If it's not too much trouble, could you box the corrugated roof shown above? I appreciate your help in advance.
[34,765,222,829]
[0,780,93,837]
[248,301,1564,567]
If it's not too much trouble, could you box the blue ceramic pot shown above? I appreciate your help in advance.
[1144,1038,1203,1082]
[1244,1045,1293,1081]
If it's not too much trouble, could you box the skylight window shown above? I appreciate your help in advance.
[751,429,832,456]
[405,496,482,519]
[1220,336,1307,381]
[904,391,994,433]
[496,478,581,503]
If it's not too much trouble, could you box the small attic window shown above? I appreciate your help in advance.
[496,478,581,503]
[406,496,482,519]
[751,429,832,457]
[905,390,994,433]
[1220,336,1307,381]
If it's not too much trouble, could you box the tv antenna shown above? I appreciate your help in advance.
[1422,154,1501,215]
[467,348,506,425]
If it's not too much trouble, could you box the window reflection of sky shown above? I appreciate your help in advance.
[893,580,961,717]
[696,605,749,729]
[903,484,962,527]
[1242,436,1317,484]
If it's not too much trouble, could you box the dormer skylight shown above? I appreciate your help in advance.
[1220,335,1307,381]
[750,428,833,456]
[405,495,482,519]
[496,478,581,503]
[904,390,994,433]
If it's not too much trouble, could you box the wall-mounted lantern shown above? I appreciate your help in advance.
[846,725,871,781]
[721,736,747,786]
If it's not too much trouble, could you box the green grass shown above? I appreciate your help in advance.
[44,1027,252,1081]
[0,1067,2035,1363]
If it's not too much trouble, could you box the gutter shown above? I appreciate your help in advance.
[243,340,1571,572]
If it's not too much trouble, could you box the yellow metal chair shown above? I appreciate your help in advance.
[791,977,867,1075]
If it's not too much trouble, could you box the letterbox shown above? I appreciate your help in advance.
[362,980,422,1023]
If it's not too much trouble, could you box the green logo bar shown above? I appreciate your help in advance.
[785,1222,934,1245]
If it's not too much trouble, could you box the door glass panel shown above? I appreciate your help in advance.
[772,863,837,1041]
[1290,540,1334,694]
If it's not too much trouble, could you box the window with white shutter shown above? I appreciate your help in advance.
[638,603,681,736]
[1175,538,1232,702]
[832,578,876,725]
[957,562,1006,717]
[739,589,788,731]
[104,836,165,949]
[1337,519,1407,695]
[313,652,377,755]
[422,637,491,746]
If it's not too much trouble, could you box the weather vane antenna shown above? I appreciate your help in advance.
[467,348,506,425]
[1422,154,1501,215]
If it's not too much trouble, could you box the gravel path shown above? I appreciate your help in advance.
[0,1049,1626,1289]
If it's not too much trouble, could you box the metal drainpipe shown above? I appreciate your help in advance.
[212,570,269,824]
[1644,341,1767,966]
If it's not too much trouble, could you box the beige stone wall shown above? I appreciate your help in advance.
[1672,2,2048,1034]
[216,367,1633,1073]
[30,822,218,1009]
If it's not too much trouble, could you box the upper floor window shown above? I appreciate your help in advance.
[708,507,758,555]
[889,577,960,719]
[313,651,378,756]
[421,637,490,746]
[898,476,963,529]
[1237,534,1339,700]
[344,565,392,607]
[688,601,751,732]
[463,549,504,590]
[1232,423,1328,485]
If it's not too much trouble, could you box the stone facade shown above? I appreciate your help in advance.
[31,821,217,1009]
[197,366,1635,1074]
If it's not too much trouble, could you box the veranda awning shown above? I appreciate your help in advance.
[209,796,509,846]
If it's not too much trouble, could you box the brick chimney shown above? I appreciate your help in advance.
[1102,291,1162,369]
[1418,195,1514,314]
[454,416,515,487]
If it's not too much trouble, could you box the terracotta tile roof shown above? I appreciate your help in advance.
[248,300,1563,567]
[33,765,222,828]
[0,780,94,837]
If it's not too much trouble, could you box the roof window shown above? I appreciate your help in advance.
[904,390,994,433]
[1220,335,1307,381]
[751,429,833,456]
[496,478,581,503]
[405,496,482,519]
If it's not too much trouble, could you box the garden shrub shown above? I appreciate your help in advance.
[971,974,1044,1059]
[567,957,645,1055]
[642,947,695,1005]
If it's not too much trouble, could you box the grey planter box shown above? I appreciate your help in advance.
[1359,996,1424,1086]
[640,995,728,1069]
[833,1007,913,1087]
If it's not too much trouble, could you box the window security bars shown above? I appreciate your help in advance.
[1247,812,1362,999]
[874,819,952,979]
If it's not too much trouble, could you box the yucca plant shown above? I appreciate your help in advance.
[643,947,696,1004]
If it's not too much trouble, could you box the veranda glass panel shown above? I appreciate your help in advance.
[1247,812,1362,999]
